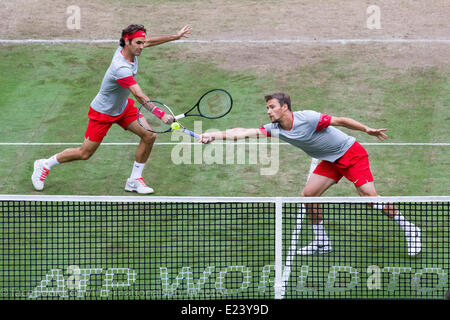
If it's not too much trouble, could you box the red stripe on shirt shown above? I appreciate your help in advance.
[316,113,331,132]
[259,126,271,137]
[116,76,137,88]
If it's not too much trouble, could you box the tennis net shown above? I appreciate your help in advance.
[0,195,448,300]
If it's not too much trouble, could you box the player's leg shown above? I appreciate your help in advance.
[114,101,155,194]
[297,172,337,255]
[31,111,110,191]
[356,181,422,256]
[127,118,156,163]
[355,181,377,196]
[301,173,337,223]
[31,139,101,191]
[55,139,101,162]
[123,118,156,194]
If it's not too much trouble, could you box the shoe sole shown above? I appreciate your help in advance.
[124,185,154,194]
[32,160,44,191]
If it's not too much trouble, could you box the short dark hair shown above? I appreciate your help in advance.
[264,93,291,111]
[120,24,146,47]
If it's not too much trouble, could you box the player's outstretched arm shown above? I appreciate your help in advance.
[144,25,192,47]
[200,128,263,144]
[330,116,388,141]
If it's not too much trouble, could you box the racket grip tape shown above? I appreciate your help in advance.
[183,128,210,142]
[183,128,200,139]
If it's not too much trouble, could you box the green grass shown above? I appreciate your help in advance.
[1,202,448,299]
[0,201,276,299]
[284,204,449,299]
[0,43,448,300]
[0,44,448,196]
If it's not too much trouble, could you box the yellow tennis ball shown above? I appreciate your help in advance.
[171,122,181,131]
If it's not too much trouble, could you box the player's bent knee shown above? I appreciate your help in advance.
[362,191,378,197]
[142,131,156,144]
[356,181,378,197]
[79,149,94,160]
[79,153,91,161]
[301,189,320,197]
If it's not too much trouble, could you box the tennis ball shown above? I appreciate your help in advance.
[171,122,181,131]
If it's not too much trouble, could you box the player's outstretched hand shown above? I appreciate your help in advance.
[176,25,192,39]
[367,128,388,141]
[200,134,214,144]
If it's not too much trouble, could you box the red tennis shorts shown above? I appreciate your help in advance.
[313,141,374,187]
[85,99,142,142]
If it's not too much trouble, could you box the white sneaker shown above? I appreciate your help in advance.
[405,226,422,256]
[125,177,154,194]
[31,159,50,191]
[297,240,332,255]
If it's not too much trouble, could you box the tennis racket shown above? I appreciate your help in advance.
[137,89,233,140]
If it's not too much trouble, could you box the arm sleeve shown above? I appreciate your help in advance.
[316,113,332,131]
[303,110,331,132]
[115,66,137,88]
[259,124,272,137]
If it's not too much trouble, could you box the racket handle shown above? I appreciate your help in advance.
[183,128,200,139]
[175,114,186,120]
[183,128,210,142]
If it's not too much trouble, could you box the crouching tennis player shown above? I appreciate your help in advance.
[32,24,191,194]
[200,93,421,256]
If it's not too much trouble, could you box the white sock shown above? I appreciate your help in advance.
[44,154,60,169]
[130,161,145,179]
[393,212,414,233]
[313,221,328,243]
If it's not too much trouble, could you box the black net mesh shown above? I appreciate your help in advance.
[0,198,448,300]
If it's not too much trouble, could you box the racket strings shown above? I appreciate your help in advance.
[198,90,232,119]
[138,89,232,134]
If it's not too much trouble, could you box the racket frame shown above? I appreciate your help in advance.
[137,100,202,139]
[137,88,232,140]
[176,88,233,119]
[137,100,177,134]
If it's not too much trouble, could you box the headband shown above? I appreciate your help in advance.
[123,30,146,40]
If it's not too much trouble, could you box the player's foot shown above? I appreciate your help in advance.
[405,226,421,256]
[31,159,49,191]
[297,240,332,255]
[125,177,154,194]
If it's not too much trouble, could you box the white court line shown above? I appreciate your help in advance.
[0,142,448,146]
[182,39,450,44]
[1,39,450,44]
[1,37,448,148]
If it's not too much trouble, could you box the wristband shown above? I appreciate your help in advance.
[151,106,166,119]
